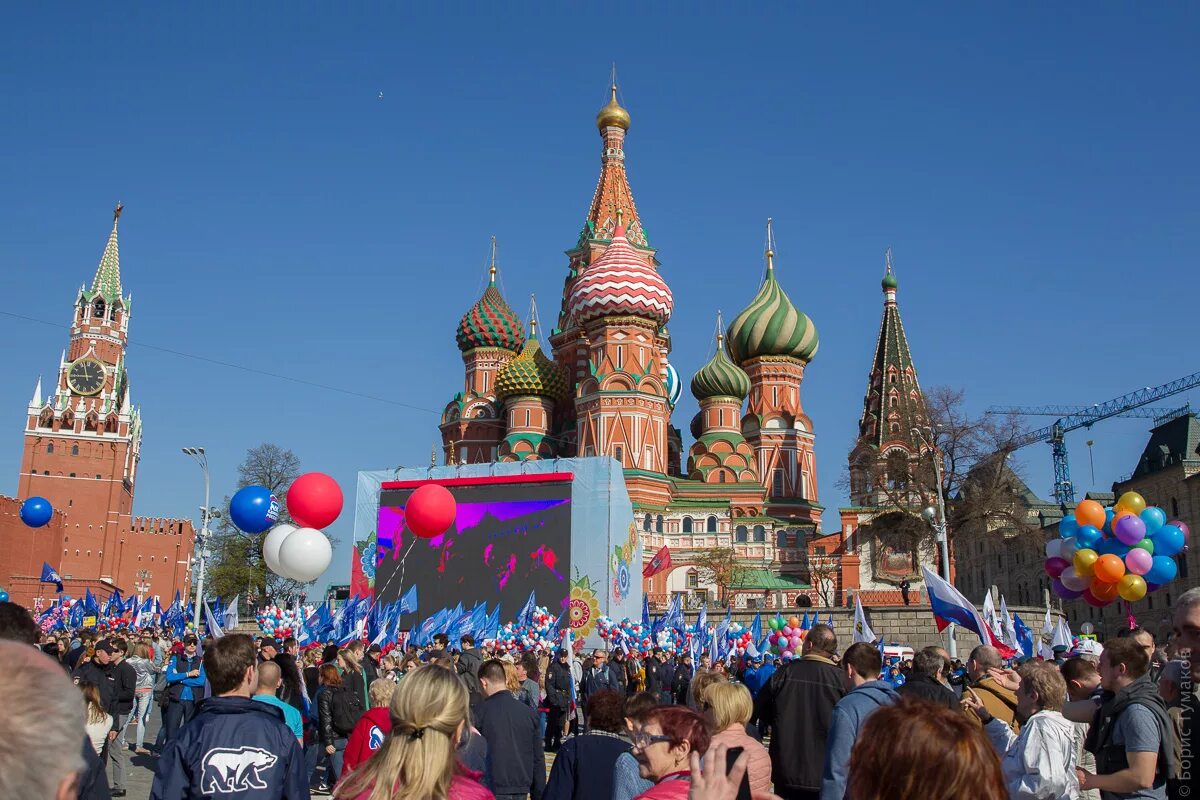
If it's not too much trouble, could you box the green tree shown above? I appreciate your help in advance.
[205,443,313,604]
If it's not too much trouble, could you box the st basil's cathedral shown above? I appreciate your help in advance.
[439,84,941,610]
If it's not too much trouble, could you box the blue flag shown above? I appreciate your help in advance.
[800,611,810,630]
[641,594,650,630]
[1013,614,1034,659]
[69,600,84,628]
[83,589,99,615]
[695,604,708,651]
[398,585,419,617]
[40,562,64,592]
[517,591,537,629]
[749,613,762,647]
[365,600,383,644]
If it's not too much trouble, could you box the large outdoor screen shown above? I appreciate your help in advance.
[373,474,572,623]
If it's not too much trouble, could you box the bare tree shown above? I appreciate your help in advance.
[808,554,841,607]
[692,548,753,607]
[206,443,313,603]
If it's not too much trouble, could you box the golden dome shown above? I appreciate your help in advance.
[596,84,630,131]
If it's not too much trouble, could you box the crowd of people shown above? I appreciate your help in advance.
[0,589,1195,800]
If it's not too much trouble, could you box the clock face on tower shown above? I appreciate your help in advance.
[68,358,106,396]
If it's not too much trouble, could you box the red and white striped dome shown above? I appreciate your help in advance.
[567,226,673,326]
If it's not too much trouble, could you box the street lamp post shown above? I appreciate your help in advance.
[182,447,211,631]
[913,426,957,659]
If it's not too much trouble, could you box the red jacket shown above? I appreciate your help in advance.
[341,706,393,777]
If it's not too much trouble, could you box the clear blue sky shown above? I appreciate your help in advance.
[3,6,1197,595]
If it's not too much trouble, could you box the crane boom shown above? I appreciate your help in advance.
[987,403,1190,420]
[1003,370,1200,506]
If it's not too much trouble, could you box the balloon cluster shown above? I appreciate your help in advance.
[255,604,316,639]
[766,615,807,658]
[596,616,751,658]
[231,473,343,583]
[484,607,567,653]
[1045,492,1189,606]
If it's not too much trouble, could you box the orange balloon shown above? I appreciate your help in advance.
[1075,499,1106,529]
[1093,553,1126,584]
[1090,579,1120,602]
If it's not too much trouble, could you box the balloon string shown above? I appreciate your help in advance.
[374,539,418,611]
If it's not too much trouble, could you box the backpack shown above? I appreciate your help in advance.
[330,685,364,736]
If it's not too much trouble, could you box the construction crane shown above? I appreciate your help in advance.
[989,403,1191,424]
[987,371,1200,507]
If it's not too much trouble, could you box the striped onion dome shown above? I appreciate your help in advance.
[456,270,525,353]
[495,339,568,403]
[567,224,673,327]
[664,361,682,407]
[726,250,818,364]
[691,341,751,401]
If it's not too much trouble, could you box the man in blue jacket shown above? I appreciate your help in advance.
[819,642,899,800]
[164,634,207,742]
[151,633,308,800]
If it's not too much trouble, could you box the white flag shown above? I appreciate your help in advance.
[982,591,1002,640]
[204,602,225,639]
[1052,615,1074,650]
[999,595,1019,650]
[853,594,876,643]
[221,594,239,631]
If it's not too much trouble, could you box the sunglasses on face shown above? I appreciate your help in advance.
[631,731,673,749]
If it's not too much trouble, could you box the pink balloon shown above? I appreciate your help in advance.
[790,635,802,648]
[1044,557,1070,578]
[1125,548,1153,576]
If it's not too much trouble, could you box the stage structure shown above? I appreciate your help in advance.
[353,457,639,643]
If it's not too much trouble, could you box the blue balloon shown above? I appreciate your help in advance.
[1103,507,1116,534]
[1140,506,1167,536]
[1075,524,1102,548]
[229,486,280,534]
[19,496,53,528]
[1145,555,1178,585]
[0,590,8,602]
[1096,538,1121,556]
[1152,525,1185,558]
[1059,515,1080,539]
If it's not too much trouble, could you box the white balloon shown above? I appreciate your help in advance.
[263,524,297,576]
[276,527,333,582]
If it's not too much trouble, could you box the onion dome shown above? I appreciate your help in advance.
[691,328,751,401]
[882,270,897,291]
[496,338,568,403]
[456,259,525,353]
[690,412,703,441]
[726,229,818,364]
[596,83,631,131]
[664,361,682,407]
[567,221,673,326]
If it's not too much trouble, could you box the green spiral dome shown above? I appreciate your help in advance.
[690,346,751,401]
[726,262,818,364]
[496,339,568,403]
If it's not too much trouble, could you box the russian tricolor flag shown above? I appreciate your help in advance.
[921,567,1016,658]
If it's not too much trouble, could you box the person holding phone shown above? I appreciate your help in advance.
[705,682,771,795]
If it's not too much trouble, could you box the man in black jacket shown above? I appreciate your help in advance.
[458,634,486,707]
[107,638,137,797]
[476,659,545,800]
[544,649,574,752]
[72,639,123,756]
[897,647,957,710]
[273,637,306,714]
[645,648,671,704]
[755,624,845,800]
[151,633,307,800]
[671,653,694,705]
[610,650,630,695]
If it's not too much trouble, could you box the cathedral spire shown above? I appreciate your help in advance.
[856,248,926,452]
[91,203,124,301]
[580,71,648,250]
[30,376,42,408]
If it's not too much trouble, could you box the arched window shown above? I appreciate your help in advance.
[644,514,653,532]
[891,423,900,433]
[46,443,54,454]
[735,525,748,543]
[682,517,693,533]
[105,416,118,433]
[718,471,727,484]
[92,298,106,319]
[753,525,766,543]
[777,530,788,547]
[39,409,54,428]
[886,450,909,490]
[655,515,664,533]
[772,470,784,495]
[71,445,79,456]
[706,516,717,533]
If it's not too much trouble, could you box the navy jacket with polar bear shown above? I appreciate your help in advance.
[151,695,308,800]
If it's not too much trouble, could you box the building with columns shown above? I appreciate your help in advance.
[1,206,195,608]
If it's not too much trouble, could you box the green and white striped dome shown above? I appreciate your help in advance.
[690,344,750,401]
[726,251,818,364]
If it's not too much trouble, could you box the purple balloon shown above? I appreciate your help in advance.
[1145,581,1162,593]
[1170,520,1190,540]
[1044,557,1070,578]
[1052,578,1084,600]
[1114,513,1147,546]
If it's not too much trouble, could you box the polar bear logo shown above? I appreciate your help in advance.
[201,746,278,793]
[368,724,385,751]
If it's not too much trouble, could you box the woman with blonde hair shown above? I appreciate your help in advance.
[124,641,158,754]
[79,681,112,756]
[335,664,493,800]
[704,682,772,794]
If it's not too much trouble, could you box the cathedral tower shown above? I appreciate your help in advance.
[687,316,757,484]
[440,241,525,464]
[726,221,821,525]
[496,307,569,461]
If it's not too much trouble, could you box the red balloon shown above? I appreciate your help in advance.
[286,472,344,529]
[407,483,457,539]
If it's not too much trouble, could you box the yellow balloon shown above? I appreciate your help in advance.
[1074,548,1099,577]
[1118,573,1147,602]
[1117,492,1147,515]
